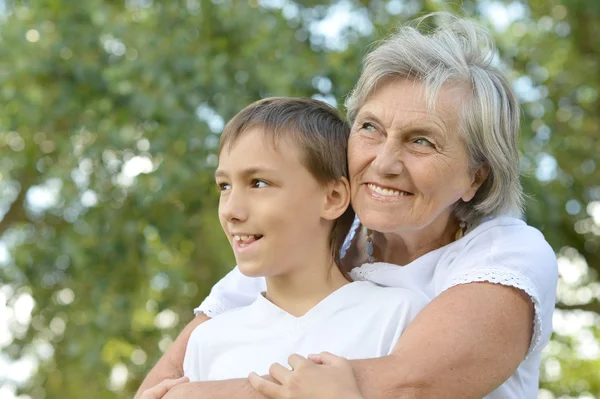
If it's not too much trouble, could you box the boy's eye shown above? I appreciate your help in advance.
[252,179,269,188]
[217,182,231,191]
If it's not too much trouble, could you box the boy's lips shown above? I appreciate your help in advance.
[231,233,263,249]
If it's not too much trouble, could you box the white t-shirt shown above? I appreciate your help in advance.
[184,281,428,381]
[195,216,558,398]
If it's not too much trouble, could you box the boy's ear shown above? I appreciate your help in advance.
[322,177,351,221]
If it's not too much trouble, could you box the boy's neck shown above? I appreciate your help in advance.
[263,248,350,317]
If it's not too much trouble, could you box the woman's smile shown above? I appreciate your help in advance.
[364,183,414,202]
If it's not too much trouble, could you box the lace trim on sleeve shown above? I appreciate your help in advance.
[340,215,361,260]
[193,296,228,318]
[446,268,543,358]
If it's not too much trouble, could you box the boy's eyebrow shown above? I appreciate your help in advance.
[215,167,279,179]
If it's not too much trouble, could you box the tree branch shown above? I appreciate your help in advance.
[555,301,600,315]
[0,178,33,237]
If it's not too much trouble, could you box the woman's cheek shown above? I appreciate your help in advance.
[348,138,369,174]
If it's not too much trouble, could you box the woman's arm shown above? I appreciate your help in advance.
[164,379,267,399]
[159,281,534,399]
[134,313,210,399]
[352,282,534,399]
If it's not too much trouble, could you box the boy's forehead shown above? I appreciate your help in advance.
[218,127,303,167]
[222,126,298,155]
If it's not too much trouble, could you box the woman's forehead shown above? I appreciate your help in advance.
[357,82,463,130]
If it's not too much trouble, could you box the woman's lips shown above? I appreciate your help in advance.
[365,183,413,201]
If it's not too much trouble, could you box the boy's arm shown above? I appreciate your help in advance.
[134,313,210,399]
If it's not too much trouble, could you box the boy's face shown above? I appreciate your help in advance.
[216,127,329,277]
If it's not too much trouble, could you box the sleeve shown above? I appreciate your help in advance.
[194,266,266,318]
[441,222,558,358]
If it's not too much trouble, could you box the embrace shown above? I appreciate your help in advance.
[136,13,558,399]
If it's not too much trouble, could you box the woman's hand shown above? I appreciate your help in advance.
[139,377,189,399]
[248,352,363,399]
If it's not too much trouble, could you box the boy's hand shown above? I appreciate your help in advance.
[248,352,363,399]
[139,377,189,399]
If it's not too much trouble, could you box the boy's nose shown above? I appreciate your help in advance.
[219,190,249,223]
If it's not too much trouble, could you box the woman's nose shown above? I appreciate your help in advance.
[371,142,404,176]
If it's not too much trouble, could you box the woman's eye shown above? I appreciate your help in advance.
[252,179,269,188]
[361,122,376,132]
[414,137,434,147]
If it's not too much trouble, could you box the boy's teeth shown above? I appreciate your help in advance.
[368,183,405,197]
[233,234,260,242]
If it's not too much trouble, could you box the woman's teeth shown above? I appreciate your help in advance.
[367,183,407,197]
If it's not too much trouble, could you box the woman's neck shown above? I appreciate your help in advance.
[263,247,350,317]
[374,215,459,266]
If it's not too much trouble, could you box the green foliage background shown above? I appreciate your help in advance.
[0,0,598,398]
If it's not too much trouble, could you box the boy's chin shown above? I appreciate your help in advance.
[237,262,268,278]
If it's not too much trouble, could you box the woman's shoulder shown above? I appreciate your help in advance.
[464,215,553,254]
[444,215,558,302]
[445,216,558,356]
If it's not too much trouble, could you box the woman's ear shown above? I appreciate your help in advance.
[322,177,351,221]
[462,163,490,202]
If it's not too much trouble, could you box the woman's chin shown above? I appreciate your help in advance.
[356,208,410,232]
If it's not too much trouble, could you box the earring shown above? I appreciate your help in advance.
[365,227,375,263]
[454,221,466,241]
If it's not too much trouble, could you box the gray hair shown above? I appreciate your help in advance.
[345,13,524,226]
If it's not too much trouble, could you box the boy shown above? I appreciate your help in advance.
[183,97,427,381]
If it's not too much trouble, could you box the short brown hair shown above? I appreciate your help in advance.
[219,97,354,266]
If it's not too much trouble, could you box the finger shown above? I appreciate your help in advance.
[142,377,189,399]
[307,353,324,364]
[269,362,293,383]
[308,351,340,366]
[287,353,310,370]
[248,372,284,398]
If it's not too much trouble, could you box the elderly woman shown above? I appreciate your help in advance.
[137,13,557,399]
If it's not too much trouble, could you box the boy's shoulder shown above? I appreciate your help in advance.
[190,299,261,340]
[343,281,429,311]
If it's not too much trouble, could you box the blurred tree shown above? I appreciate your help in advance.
[0,0,598,398]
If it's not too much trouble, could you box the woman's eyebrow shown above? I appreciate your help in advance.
[357,109,446,137]
[355,110,381,122]
[403,123,444,134]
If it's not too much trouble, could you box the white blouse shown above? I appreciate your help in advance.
[195,215,558,399]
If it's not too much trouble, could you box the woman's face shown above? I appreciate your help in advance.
[348,78,486,233]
